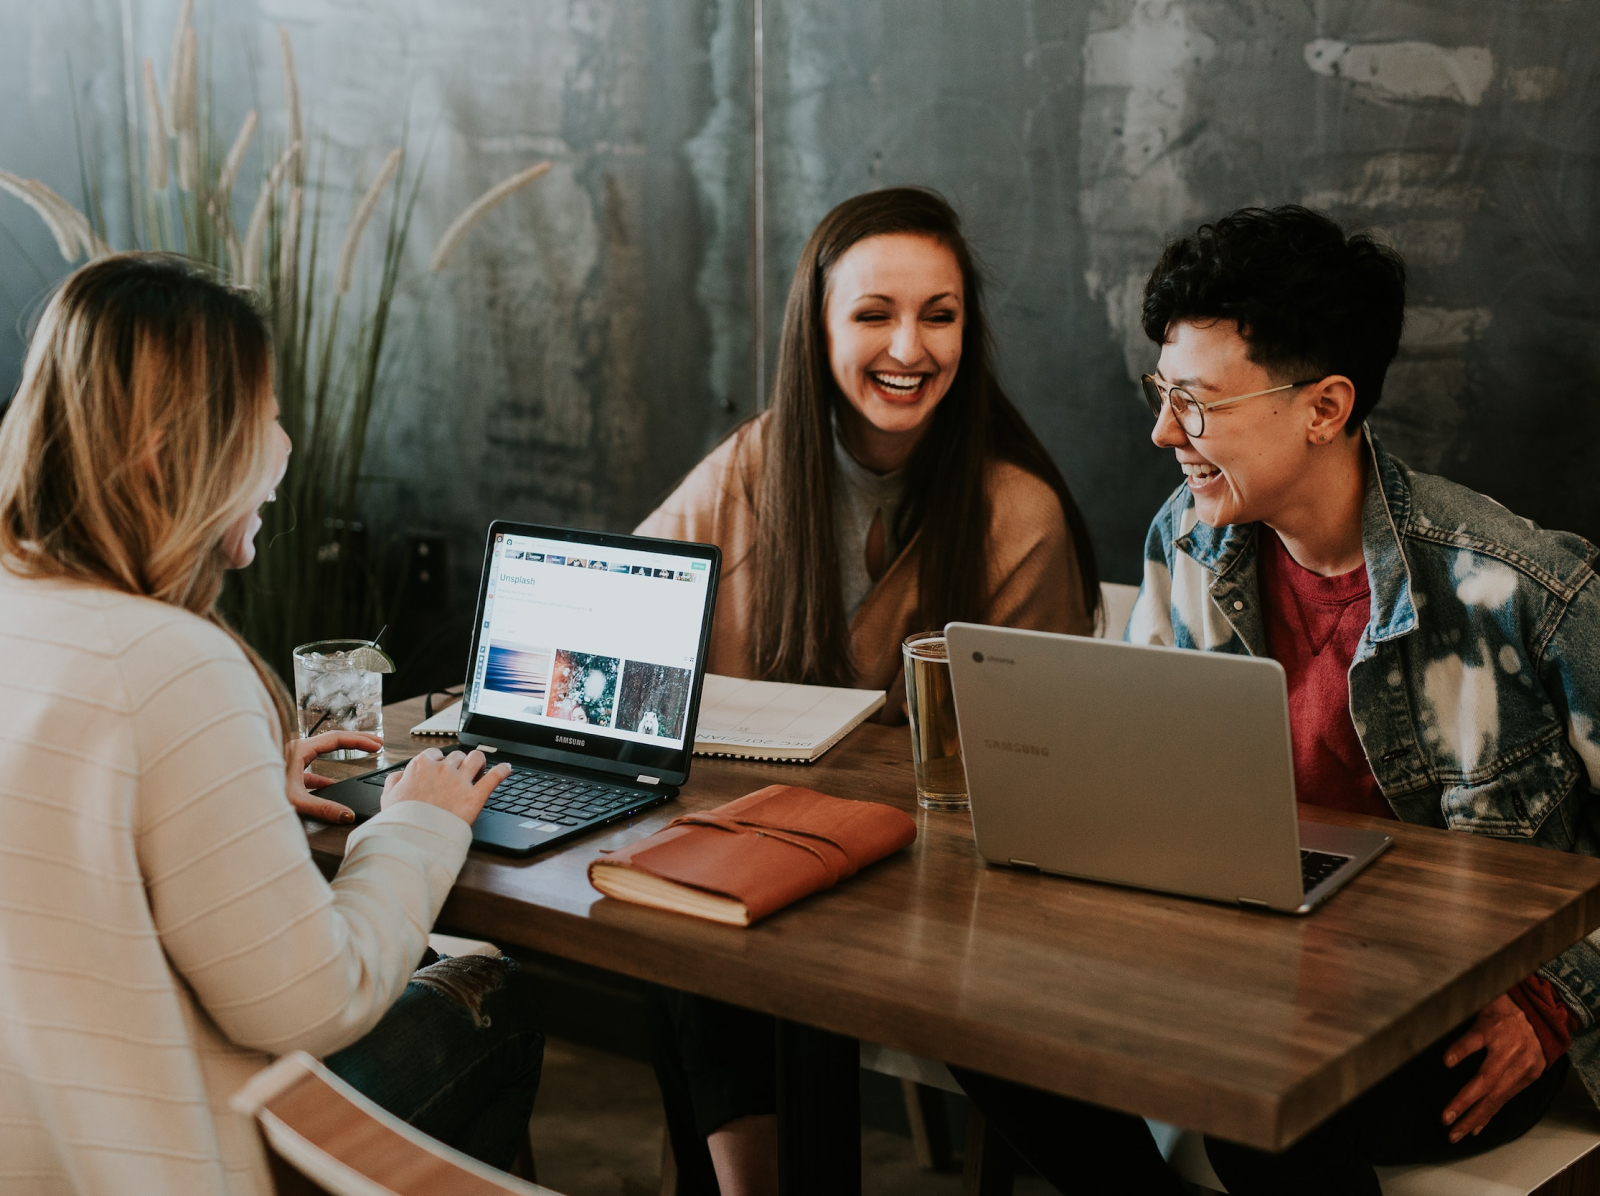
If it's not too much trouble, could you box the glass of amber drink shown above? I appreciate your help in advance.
[903,632,969,811]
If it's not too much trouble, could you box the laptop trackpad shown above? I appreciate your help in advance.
[472,807,566,850]
[334,774,563,851]
[315,766,398,822]
[324,766,590,853]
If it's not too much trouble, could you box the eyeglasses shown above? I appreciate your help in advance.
[1140,375,1322,438]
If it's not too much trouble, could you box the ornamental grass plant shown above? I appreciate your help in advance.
[0,1,550,679]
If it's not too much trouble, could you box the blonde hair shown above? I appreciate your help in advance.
[0,253,295,738]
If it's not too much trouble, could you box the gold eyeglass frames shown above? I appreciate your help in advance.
[1140,375,1322,438]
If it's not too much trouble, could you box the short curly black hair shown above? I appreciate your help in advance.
[1141,206,1407,430]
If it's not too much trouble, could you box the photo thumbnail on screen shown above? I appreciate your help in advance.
[616,661,692,740]
[484,642,552,711]
[548,650,621,726]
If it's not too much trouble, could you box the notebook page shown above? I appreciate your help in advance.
[693,675,884,753]
[410,699,463,736]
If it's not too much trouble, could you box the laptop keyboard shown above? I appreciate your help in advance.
[481,767,647,826]
[363,764,647,828]
[1301,849,1351,894]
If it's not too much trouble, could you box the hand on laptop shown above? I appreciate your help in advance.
[382,747,513,826]
[287,731,384,823]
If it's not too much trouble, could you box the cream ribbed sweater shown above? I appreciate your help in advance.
[0,569,473,1196]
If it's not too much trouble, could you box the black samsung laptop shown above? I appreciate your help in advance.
[319,521,721,854]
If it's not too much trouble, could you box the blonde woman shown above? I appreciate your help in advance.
[0,255,539,1195]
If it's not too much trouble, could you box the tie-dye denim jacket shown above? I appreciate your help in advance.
[1126,430,1600,1092]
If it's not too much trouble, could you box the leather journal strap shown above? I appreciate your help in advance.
[667,812,852,884]
[588,783,918,923]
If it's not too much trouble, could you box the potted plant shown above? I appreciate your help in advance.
[0,0,549,677]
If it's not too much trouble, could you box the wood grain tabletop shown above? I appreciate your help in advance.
[307,694,1600,1149]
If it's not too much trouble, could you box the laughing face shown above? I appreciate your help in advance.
[824,233,964,464]
[222,399,292,569]
[1151,319,1328,529]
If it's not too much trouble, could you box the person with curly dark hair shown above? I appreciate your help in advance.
[950,206,1600,1195]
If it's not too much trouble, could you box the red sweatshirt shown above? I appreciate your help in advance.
[1258,530,1574,1065]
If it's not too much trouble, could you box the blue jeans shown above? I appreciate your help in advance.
[324,952,545,1170]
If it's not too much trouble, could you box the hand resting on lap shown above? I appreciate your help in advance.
[1442,993,1547,1143]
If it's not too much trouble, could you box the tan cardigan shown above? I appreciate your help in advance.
[0,570,472,1196]
[637,418,1092,709]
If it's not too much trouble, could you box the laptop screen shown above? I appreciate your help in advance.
[459,522,720,780]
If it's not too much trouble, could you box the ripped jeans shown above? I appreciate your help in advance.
[324,951,545,1170]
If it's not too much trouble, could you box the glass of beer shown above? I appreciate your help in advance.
[903,631,968,811]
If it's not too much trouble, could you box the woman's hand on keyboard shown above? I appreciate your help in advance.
[381,747,513,825]
[286,731,384,823]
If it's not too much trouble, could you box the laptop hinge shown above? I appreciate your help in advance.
[1237,896,1270,910]
[1008,859,1040,871]
[636,774,660,785]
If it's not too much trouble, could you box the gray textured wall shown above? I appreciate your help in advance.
[765,0,1600,579]
[0,0,751,614]
[2,0,1597,617]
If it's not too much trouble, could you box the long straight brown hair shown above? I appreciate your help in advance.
[0,253,296,738]
[751,187,1100,685]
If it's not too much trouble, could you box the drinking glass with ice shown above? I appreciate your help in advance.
[292,639,393,760]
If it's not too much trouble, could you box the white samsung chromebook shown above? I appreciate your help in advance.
[944,624,1392,914]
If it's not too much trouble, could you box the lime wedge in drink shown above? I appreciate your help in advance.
[349,645,396,674]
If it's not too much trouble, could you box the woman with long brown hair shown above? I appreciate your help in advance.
[641,186,1098,708]
[0,254,541,1194]
[638,187,1099,1194]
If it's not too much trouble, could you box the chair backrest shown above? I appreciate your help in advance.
[232,1051,555,1196]
[1097,582,1140,641]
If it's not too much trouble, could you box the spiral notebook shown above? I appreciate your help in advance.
[411,675,884,762]
[691,674,885,763]
[411,700,465,736]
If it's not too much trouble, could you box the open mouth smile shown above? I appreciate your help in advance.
[869,371,929,401]
[1182,461,1222,490]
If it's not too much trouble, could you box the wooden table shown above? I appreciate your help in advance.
[311,695,1600,1185]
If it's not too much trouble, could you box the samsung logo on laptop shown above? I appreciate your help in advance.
[555,734,586,747]
[985,739,1048,757]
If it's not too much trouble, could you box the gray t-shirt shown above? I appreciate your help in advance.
[833,434,908,620]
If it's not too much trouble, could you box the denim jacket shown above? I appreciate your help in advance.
[1126,430,1600,1097]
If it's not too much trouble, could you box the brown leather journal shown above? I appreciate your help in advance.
[587,784,917,925]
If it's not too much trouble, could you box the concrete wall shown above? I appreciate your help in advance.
[2,0,1597,613]
[0,0,751,624]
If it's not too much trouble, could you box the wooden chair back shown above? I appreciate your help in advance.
[232,1051,555,1196]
